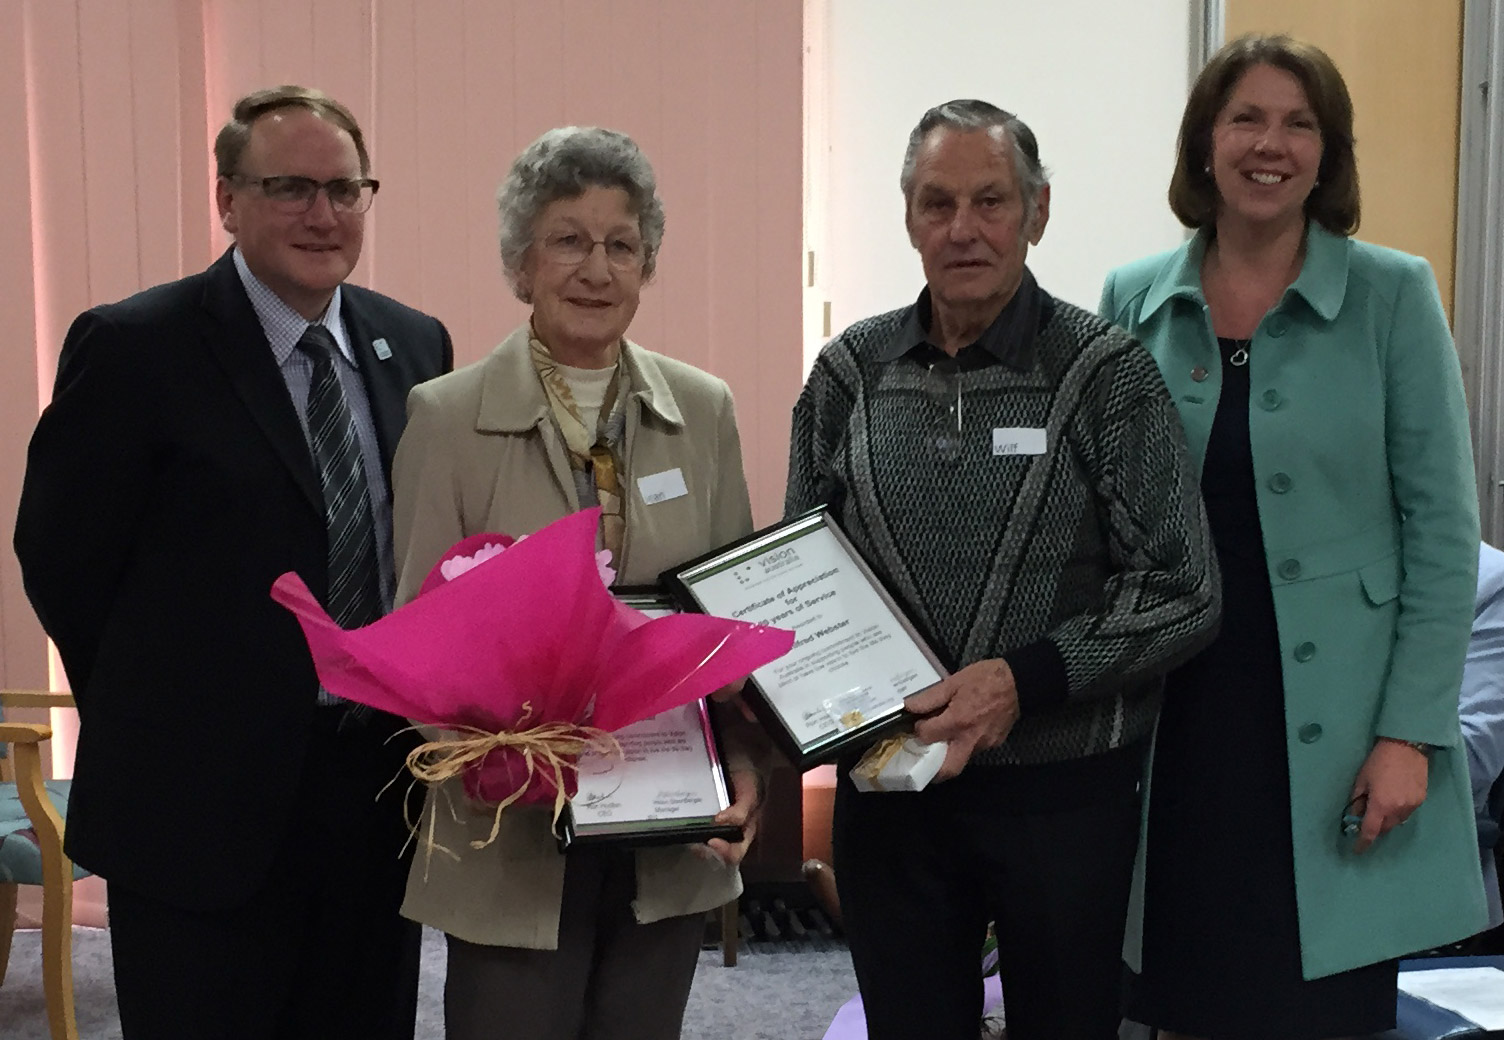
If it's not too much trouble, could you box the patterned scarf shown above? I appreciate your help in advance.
[528,330,628,562]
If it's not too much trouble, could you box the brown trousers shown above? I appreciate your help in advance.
[443,846,705,1040]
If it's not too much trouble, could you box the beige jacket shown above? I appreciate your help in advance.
[390,325,756,949]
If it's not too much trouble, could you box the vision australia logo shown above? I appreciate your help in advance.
[757,546,800,577]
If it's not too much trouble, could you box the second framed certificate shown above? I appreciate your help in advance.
[663,508,948,768]
[560,588,743,849]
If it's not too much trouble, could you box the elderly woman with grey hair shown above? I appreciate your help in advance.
[388,126,767,1040]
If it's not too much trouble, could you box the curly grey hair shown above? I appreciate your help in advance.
[899,100,1050,223]
[497,126,666,300]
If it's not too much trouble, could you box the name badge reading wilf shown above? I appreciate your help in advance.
[992,428,1047,456]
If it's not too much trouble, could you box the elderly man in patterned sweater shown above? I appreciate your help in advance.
[787,100,1220,1040]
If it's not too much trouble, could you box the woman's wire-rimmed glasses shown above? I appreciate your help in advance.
[539,230,645,271]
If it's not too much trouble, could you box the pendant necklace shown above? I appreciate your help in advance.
[1227,339,1250,367]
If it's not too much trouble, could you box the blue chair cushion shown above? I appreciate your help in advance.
[0,780,90,885]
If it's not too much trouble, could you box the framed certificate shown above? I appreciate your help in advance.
[559,588,743,849]
[662,508,948,769]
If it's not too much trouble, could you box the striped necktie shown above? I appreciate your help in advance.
[296,324,383,647]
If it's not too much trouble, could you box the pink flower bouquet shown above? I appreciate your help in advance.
[270,508,793,847]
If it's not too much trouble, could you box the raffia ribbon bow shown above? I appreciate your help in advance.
[403,714,621,871]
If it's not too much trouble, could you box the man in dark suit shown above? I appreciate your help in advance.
[13,86,453,1040]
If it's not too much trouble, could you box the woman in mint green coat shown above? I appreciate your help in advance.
[1100,34,1487,1040]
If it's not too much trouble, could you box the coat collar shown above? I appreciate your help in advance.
[475,325,685,433]
[337,287,410,475]
[1139,222,1350,325]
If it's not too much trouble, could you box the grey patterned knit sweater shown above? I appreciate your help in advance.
[786,290,1220,766]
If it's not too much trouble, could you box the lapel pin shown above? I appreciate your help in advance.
[372,337,393,361]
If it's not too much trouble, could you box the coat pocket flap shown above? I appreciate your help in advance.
[1358,554,1401,605]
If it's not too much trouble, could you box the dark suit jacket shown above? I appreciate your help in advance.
[13,249,453,911]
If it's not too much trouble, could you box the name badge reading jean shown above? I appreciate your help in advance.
[993,428,1047,457]
[638,468,688,505]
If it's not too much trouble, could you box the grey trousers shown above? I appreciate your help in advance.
[443,846,705,1040]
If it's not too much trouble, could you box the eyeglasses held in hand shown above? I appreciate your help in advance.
[925,360,963,461]
[539,231,646,271]
[233,174,380,214]
[1339,794,1365,837]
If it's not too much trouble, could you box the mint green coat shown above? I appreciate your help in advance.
[1100,224,1488,979]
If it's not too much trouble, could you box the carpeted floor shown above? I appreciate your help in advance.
[0,926,859,1040]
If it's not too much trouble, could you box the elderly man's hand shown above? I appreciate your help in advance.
[905,658,1020,781]
[1349,738,1429,854]
[703,768,762,866]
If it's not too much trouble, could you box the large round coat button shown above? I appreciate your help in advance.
[1299,723,1323,743]
[1278,558,1302,580]
[1269,472,1292,493]
[1294,641,1316,662]
[1191,366,1208,383]
[1261,388,1282,410]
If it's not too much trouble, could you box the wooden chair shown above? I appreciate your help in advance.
[802,857,841,927]
[0,689,82,1040]
[720,899,739,966]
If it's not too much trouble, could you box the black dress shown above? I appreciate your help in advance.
[1125,337,1397,1039]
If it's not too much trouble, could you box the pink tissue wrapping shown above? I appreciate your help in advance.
[271,507,794,806]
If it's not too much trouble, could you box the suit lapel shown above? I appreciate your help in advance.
[340,290,406,481]
[199,250,323,517]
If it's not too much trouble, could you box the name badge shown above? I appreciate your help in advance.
[992,428,1047,456]
[638,468,688,505]
[372,337,393,360]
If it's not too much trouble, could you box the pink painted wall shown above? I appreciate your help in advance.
[0,0,804,705]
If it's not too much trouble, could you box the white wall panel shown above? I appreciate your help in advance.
[808,0,1193,365]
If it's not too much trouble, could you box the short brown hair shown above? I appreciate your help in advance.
[213,85,370,179]
[1168,34,1359,235]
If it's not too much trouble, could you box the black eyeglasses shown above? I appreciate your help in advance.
[232,175,380,214]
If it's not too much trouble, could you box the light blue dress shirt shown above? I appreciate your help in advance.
[1462,542,1504,929]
